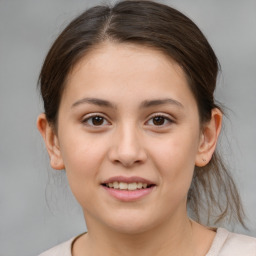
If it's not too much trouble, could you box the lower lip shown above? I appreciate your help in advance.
[102,186,155,202]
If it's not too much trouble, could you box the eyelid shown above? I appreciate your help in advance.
[145,112,175,126]
[81,112,111,127]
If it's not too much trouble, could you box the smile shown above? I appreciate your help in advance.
[103,182,153,190]
[101,176,156,201]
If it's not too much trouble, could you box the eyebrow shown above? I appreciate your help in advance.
[71,97,184,109]
[72,97,116,108]
[140,98,184,109]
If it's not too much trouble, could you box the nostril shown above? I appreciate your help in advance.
[107,136,147,167]
[112,158,140,167]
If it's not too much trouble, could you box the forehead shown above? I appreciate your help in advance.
[69,42,185,80]
[62,42,196,109]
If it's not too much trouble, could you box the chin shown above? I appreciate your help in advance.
[102,210,162,235]
[109,221,152,235]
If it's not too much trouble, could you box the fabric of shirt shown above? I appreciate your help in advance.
[38,228,256,256]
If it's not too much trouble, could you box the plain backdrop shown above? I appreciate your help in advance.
[0,0,256,255]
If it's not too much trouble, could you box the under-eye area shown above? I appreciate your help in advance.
[101,182,156,190]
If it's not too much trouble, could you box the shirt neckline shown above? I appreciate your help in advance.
[206,228,229,256]
[69,228,228,256]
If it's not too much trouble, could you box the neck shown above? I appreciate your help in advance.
[76,214,200,256]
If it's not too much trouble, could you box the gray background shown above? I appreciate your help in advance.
[0,0,255,255]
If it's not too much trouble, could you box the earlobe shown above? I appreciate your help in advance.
[37,113,65,170]
[195,108,222,167]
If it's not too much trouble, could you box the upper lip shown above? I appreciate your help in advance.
[102,176,155,185]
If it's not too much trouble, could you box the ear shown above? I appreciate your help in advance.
[195,108,222,167]
[37,113,64,170]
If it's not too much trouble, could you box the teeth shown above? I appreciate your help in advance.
[105,182,149,190]
[113,181,119,189]
[119,182,128,189]
[137,183,142,189]
[128,183,137,190]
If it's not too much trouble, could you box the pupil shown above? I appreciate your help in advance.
[153,116,164,125]
[92,116,103,125]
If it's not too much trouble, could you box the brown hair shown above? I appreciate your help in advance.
[38,0,245,227]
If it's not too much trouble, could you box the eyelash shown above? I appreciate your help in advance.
[81,114,110,127]
[146,113,174,127]
[81,113,174,128]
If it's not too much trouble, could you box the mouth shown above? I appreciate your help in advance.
[101,176,156,201]
[102,182,155,190]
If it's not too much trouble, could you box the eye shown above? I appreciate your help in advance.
[82,114,110,127]
[146,114,173,126]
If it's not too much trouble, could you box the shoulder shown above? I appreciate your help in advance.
[207,228,256,256]
[38,237,75,256]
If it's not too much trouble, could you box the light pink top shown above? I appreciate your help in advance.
[39,228,256,256]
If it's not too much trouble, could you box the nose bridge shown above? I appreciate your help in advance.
[120,122,139,152]
[109,121,147,166]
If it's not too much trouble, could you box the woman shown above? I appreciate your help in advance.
[37,1,256,255]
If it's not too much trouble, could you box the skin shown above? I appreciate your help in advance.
[38,42,222,256]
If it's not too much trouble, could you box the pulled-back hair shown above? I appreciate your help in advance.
[39,0,245,227]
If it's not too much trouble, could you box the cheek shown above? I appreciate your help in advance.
[151,132,199,170]
[60,128,106,172]
[58,133,107,202]
[148,128,199,193]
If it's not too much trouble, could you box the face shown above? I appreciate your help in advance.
[42,43,211,234]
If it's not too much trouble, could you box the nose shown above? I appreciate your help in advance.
[108,124,147,167]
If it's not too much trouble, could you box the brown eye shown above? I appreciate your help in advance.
[146,114,173,127]
[82,115,109,127]
[91,116,104,126]
[152,116,165,126]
